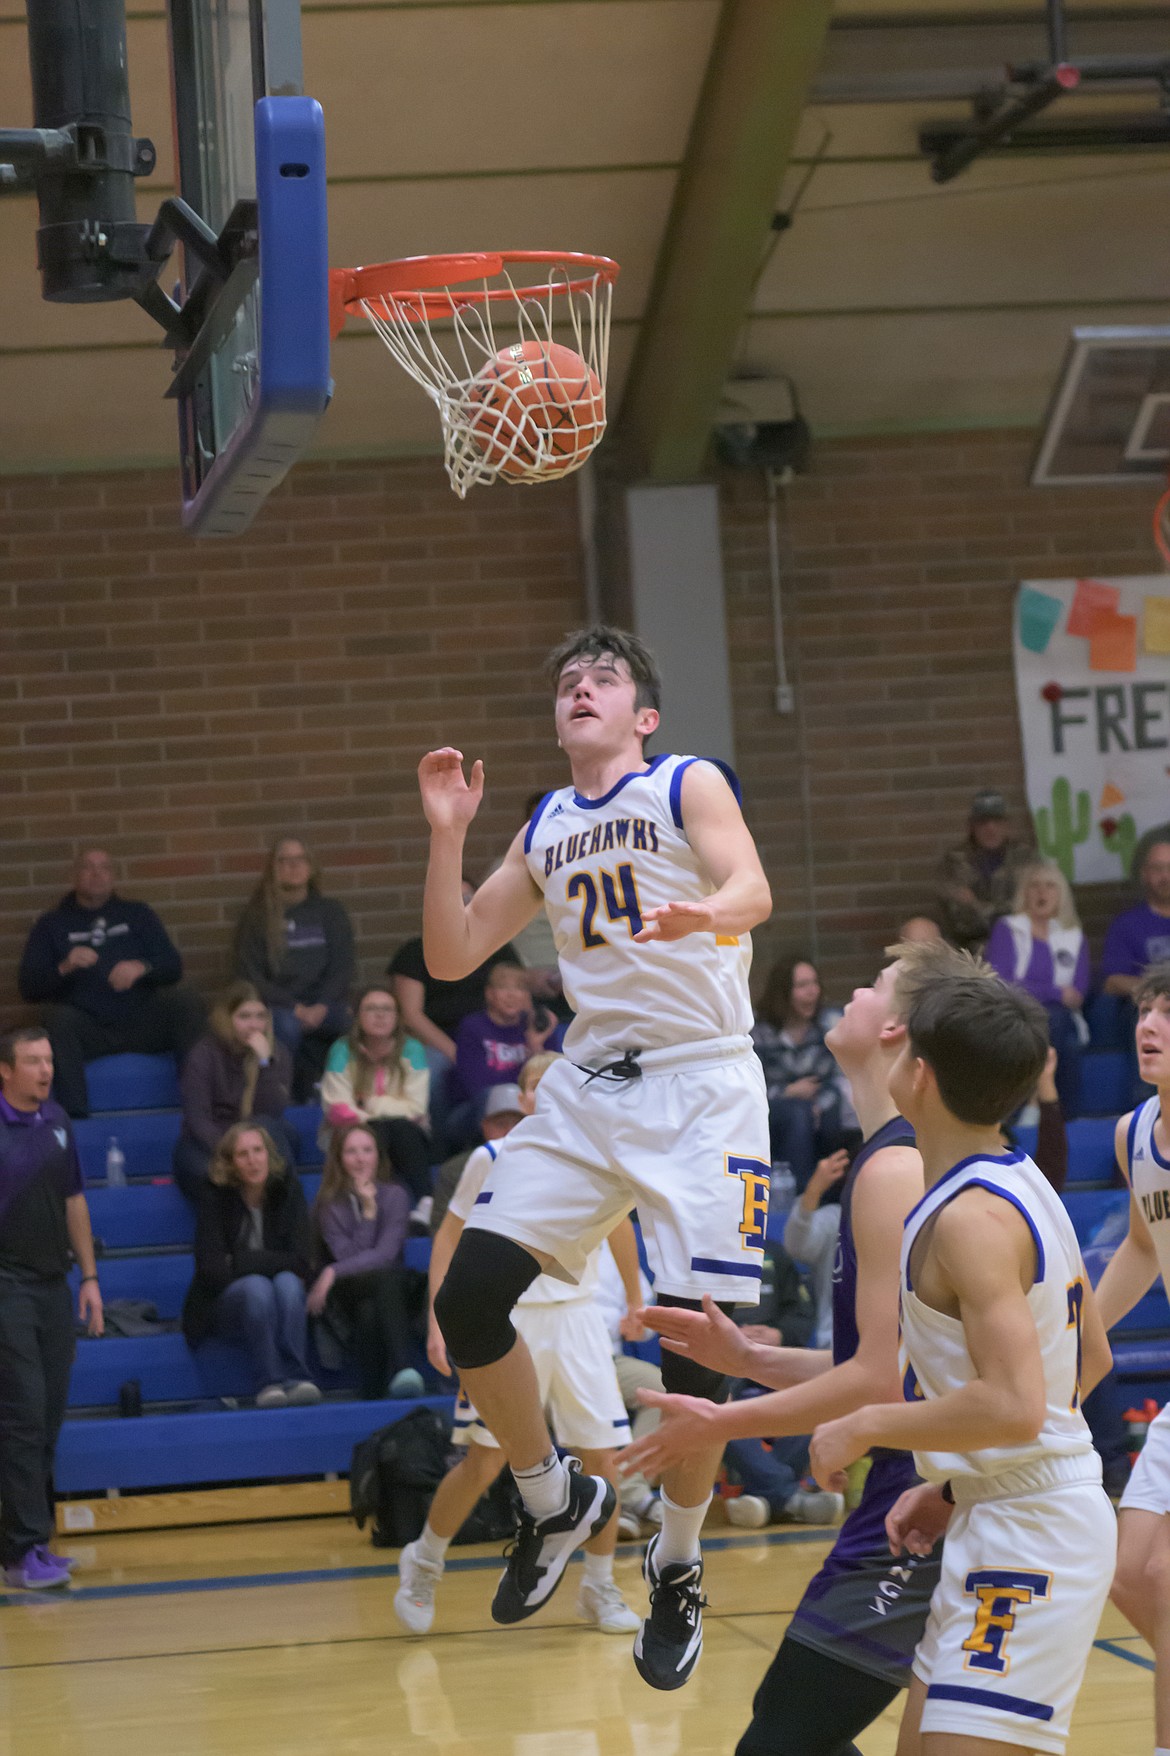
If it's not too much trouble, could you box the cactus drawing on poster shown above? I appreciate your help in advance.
[1035,778,1091,881]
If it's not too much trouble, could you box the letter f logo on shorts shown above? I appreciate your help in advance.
[962,1570,1051,1675]
[725,1155,769,1252]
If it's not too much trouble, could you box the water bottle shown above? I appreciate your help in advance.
[769,1160,796,1226]
[105,1137,126,1187]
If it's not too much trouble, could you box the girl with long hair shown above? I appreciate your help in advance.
[319,985,432,1206]
[173,982,299,1199]
[751,956,855,1192]
[181,1123,319,1408]
[307,1122,424,1399]
[232,835,355,1097]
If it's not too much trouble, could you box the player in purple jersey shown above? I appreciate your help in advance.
[620,953,944,1756]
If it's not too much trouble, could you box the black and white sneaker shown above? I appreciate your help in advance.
[633,1533,706,1690]
[491,1458,616,1625]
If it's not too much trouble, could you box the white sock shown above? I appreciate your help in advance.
[1153,1746,1170,1755]
[654,1487,711,1568]
[514,1452,570,1521]
[414,1521,449,1567]
[582,1550,614,1588]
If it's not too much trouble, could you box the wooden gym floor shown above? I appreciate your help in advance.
[0,1516,1153,1755]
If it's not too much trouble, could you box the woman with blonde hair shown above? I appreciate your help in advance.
[181,1122,319,1408]
[320,985,432,1207]
[307,1121,424,1399]
[232,835,355,1097]
[985,857,1090,1115]
[173,982,298,1199]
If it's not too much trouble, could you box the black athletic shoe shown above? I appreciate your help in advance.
[633,1533,706,1690]
[491,1458,616,1625]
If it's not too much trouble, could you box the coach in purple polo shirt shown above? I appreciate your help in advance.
[0,1027,102,1589]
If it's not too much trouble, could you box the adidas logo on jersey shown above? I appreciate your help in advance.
[547,802,565,820]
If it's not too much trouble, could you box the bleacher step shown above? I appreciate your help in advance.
[57,1477,350,1535]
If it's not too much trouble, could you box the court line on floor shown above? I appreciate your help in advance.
[0,1527,830,1612]
[1094,1636,1156,1671]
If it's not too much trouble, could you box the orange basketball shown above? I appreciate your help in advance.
[466,339,605,478]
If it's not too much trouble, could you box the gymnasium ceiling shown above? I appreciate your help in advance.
[0,0,1168,480]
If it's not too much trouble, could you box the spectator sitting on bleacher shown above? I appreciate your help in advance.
[307,1121,424,1401]
[429,1083,527,1235]
[232,836,354,1100]
[783,1148,850,1350]
[319,986,432,1214]
[0,1026,102,1590]
[387,881,523,1064]
[934,787,1033,952]
[172,983,300,1201]
[751,956,854,1193]
[1101,826,1170,1105]
[181,1122,320,1410]
[985,858,1089,1118]
[18,848,206,1119]
[445,962,558,1151]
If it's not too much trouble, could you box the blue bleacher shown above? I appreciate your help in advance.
[57,1054,440,1500]
[1077,1051,1129,1118]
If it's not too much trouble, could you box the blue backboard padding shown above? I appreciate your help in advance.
[86,1054,181,1112]
[183,96,330,536]
[56,1397,454,1492]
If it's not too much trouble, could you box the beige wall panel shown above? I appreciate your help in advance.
[754,164,1170,310]
[327,168,674,318]
[739,303,1170,432]
[303,1,719,179]
[0,348,176,470]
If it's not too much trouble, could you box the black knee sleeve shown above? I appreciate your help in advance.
[656,1294,735,1403]
[433,1231,543,1369]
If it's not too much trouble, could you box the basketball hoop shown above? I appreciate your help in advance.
[329,251,619,497]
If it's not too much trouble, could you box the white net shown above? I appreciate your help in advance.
[357,263,613,498]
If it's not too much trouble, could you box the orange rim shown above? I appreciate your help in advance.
[329,251,619,336]
[1156,482,1170,569]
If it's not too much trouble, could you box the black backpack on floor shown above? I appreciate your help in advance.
[350,1406,451,1549]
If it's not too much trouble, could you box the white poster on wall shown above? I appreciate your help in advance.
[1014,577,1170,884]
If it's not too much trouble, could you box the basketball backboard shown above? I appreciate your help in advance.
[1032,326,1170,487]
[165,0,330,534]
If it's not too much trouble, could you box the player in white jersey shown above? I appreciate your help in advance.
[809,945,1115,1756]
[395,1055,643,1639]
[420,624,772,1689]
[1096,962,1170,1756]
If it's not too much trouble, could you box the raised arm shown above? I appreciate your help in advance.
[811,1191,1047,1487]
[419,750,543,980]
[634,761,771,945]
[1095,1112,1161,1331]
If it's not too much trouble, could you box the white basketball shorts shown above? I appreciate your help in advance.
[1119,1402,1170,1515]
[462,1037,770,1305]
[914,1458,1115,1754]
[452,1299,631,1454]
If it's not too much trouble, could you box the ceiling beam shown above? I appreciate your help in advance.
[614,0,833,484]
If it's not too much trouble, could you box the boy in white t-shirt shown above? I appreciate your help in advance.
[395,1053,644,1637]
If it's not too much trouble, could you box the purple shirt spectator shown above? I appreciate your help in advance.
[0,1092,84,1277]
[985,917,1090,1006]
[452,1011,530,1103]
[1101,904,1170,981]
[316,1181,410,1279]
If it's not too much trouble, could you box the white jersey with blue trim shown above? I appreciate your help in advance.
[523,752,754,1065]
[1126,1096,1170,1285]
[899,1149,1096,1485]
[448,1141,600,1304]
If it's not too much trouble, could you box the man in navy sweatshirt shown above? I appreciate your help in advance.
[18,850,206,1117]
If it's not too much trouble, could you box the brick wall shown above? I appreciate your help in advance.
[2,432,1161,1021]
[721,430,1160,998]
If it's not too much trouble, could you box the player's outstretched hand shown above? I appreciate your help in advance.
[616,1390,722,1477]
[885,1482,953,1558]
[633,900,716,943]
[638,1293,756,1378]
[809,1410,869,1493]
[418,748,485,834]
